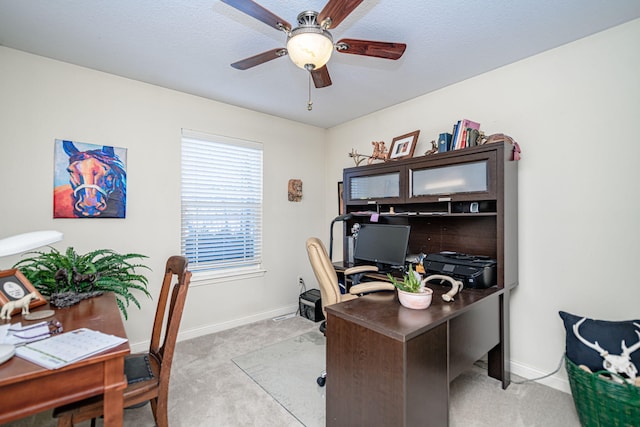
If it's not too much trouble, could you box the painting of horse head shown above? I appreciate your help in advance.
[54,139,127,218]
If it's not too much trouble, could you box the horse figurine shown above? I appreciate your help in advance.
[54,140,127,218]
[0,292,38,320]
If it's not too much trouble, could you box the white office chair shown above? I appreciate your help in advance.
[305,237,395,386]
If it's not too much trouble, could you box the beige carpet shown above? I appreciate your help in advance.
[3,315,580,426]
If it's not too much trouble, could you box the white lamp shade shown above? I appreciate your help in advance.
[0,230,63,257]
[287,31,334,70]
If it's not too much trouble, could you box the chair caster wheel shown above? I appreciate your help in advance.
[317,376,326,387]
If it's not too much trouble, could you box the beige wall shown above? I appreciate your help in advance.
[0,47,327,349]
[325,19,640,392]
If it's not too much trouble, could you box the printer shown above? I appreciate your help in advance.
[424,252,497,289]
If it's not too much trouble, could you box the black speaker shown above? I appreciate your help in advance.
[299,289,324,322]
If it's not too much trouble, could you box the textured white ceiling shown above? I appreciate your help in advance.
[1,0,639,128]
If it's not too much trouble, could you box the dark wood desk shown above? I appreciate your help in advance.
[0,292,130,426]
[325,284,510,427]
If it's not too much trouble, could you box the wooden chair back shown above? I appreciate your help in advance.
[150,255,191,413]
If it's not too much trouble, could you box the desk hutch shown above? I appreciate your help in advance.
[327,141,518,426]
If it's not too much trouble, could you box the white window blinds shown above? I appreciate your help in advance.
[181,130,263,274]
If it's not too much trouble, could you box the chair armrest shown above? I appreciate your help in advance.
[349,281,395,295]
[344,265,379,276]
[339,293,359,303]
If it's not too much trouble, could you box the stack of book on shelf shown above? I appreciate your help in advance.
[438,119,481,152]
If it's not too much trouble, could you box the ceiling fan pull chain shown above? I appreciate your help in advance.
[307,73,313,111]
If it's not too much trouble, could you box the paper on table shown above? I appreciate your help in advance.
[15,328,127,369]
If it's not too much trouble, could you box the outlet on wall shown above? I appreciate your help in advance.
[297,275,304,287]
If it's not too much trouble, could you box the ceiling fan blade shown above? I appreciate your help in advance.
[336,38,407,60]
[311,66,332,88]
[318,0,363,29]
[231,48,287,70]
[221,0,291,32]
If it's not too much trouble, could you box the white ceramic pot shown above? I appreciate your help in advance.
[397,288,433,310]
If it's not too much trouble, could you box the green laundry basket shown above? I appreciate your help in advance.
[565,355,640,426]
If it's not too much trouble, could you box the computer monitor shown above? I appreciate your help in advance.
[354,223,411,272]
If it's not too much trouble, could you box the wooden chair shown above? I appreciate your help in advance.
[53,255,192,427]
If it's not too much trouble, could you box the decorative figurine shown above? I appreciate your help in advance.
[0,292,38,320]
[480,133,521,161]
[288,179,302,202]
[424,140,438,155]
[348,148,367,166]
[348,141,390,166]
[49,290,102,308]
[368,141,389,164]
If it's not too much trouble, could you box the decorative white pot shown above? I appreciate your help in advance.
[397,288,433,310]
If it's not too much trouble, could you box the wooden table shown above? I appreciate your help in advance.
[325,285,509,427]
[0,292,130,426]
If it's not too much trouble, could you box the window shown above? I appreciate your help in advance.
[181,129,263,276]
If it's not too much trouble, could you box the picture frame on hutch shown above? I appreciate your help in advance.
[389,130,420,160]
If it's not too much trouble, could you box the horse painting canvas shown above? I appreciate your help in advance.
[53,139,127,218]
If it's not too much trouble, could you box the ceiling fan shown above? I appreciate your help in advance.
[220,0,407,90]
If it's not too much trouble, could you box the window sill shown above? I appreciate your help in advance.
[189,267,266,287]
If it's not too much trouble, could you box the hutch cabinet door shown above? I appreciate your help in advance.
[344,164,405,205]
[408,150,497,203]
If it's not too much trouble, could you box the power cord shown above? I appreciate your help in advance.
[298,276,307,294]
[474,353,565,385]
[511,353,565,385]
[295,277,307,316]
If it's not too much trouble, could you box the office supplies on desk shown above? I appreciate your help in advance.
[3,321,61,345]
[16,328,127,369]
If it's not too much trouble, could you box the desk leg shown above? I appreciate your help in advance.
[488,290,511,389]
[406,323,449,427]
[102,357,126,427]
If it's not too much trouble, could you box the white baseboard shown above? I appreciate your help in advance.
[510,358,571,394]
[129,303,299,353]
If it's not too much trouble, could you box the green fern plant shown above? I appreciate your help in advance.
[13,247,151,319]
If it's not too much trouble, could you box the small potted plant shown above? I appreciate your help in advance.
[387,265,433,309]
[13,247,151,319]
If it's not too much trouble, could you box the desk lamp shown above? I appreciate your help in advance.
[0,230,63,364]
[329,214,352,261]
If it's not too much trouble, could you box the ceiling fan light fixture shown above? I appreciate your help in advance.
[286,26,334,71]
